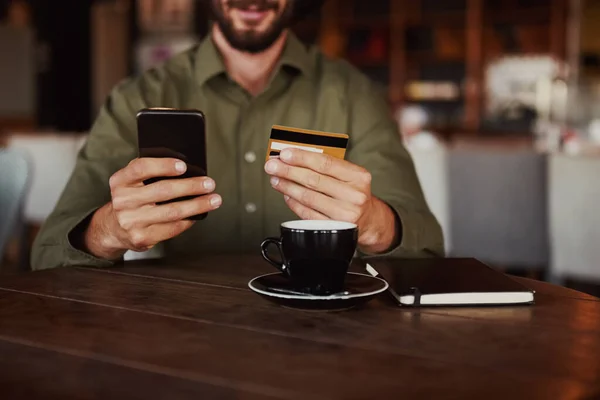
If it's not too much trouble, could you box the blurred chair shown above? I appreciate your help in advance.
[406,144,451,254]
[6,132,86,224]
[5,132,162,263]
[447,146,549,273]
[0,149,29,267]
[548,155,600,284]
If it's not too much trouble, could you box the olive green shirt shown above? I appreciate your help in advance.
[31,32,444,270]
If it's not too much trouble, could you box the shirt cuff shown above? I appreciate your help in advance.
[359,201,444,259]
[63,207,118,268]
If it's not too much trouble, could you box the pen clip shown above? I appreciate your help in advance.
[409,287,422,306]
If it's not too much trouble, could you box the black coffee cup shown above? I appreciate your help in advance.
[260,220,358,295]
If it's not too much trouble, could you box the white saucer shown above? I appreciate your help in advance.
[248,272,388,311]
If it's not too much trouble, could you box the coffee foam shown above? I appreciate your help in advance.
[281,220,356,231]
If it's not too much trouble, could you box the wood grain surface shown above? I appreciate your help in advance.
[0,255,598,399]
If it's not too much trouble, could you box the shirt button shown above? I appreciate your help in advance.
[244,151,256,163]
[245,202,257,213]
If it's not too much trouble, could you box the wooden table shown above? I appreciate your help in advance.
[0,255,599,399]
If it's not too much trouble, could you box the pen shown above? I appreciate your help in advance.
[365,263,401,305]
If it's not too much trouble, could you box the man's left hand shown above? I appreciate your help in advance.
[264,148,399,254]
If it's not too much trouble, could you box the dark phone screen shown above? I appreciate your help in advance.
[136,108,207,220]
[137,108,207,177]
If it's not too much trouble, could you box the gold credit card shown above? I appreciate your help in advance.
[266,125,349,162]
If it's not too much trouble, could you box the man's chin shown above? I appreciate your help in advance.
[231,27,269,39]
[231,18,275,34]
[228,38,277,53]
[218,26,284,53]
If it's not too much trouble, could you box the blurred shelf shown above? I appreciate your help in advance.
[405,97,464,103]
[406,13,466,27]
[348,58,389,67]
[349,0,390,20]
[303,0,567,136]
[421,0,467,12]
[342,17,391,29]
[406,51,466,63]
[296,17,321,26]
[292,20,321,33]
[485,7,551,24]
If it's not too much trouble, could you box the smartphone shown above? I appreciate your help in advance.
[136,107,208,220]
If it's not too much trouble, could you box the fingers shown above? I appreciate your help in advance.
[283,196,329,221]
[112,176,216,210]
[110,158,187,188]
[115,194,222,230]
[271,177,360,223]
[107,158,221,252]
[276,148,369,183]
[126,220,195,251]
[266,160,368,205]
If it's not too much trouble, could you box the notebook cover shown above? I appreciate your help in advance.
[363,258,535,306]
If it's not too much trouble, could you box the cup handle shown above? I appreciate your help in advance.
[260,237,289,276]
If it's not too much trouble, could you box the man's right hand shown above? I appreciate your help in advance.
[83,158,221,260]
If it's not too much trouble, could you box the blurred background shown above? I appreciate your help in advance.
[0,0,599,296]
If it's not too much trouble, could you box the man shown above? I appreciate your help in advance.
[31,0,444,270]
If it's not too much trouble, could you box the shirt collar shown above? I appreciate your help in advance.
[194,30,314,86]
[277,31,314,79]
[194,32,227,86]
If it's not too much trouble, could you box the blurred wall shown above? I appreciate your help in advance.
[30,0,92,131]
[91,1,130,114]
[581,0,600,55]
[0,25,35,117]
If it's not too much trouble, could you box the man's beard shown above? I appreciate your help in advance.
[211,0,293,54]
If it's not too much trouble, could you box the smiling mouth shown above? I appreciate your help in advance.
[236,9,271,22]
[225,0,279,12]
